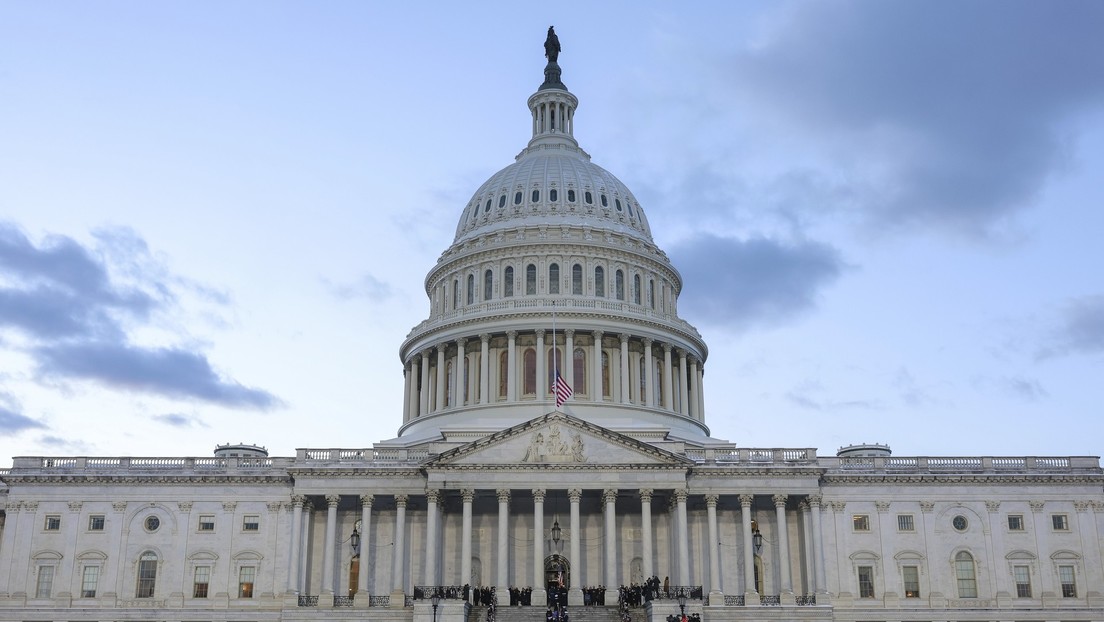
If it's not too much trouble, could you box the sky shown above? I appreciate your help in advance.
[2,1,1103,464]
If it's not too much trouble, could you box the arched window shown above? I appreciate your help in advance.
[601,194,608,207]
[601,351,610,398]
[648,279,655,309]
[633,274,642,305]
[484,198,492,213]
[595,266,605,297]
[532,190,540,203]
[584,191,593,204]
[523,348,536,395]
[572,264,583,295]
[484,270,493,301]
[955,551,978,598]
[615,269,625,300]
[514,191,523,205]
[499,194,506,208]
[504,266,514,297]
[136,551,157,598]
[547,347,564,393]
[466,274,475,305]
[548,263,560,294]
[453,279,459,310]
[573,348,587,394]
[549,189,558,202]
[499,351,509,398]
[655,359,663,405]
[639,356,647,403]
[446,361,454,407]
[526,264,537,295]
[463,354,470,404]
[568,189,576,202]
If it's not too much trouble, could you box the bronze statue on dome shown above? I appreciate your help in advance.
[545,26,561,62]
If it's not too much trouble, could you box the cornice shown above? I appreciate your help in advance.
[822,473,1104,485]
[287,468,424,479]
[2,474,293,486]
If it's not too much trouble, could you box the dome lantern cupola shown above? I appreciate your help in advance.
[528,26,578,150]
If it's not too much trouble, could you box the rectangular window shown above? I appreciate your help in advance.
[853,514,871,532]
[857,565,875,598]
[243,515,260,531]
[238,566,256,598]
[1007,514,1024,531]
[44,515,61,531]
[35,566,54,598]
[193,566,211,598]
[136,554,157,598]
[81,565,100,598]
[1059,565,1077,597]
[897,514,915,532]
[198,515,215,531]
[1052,514,1069,531]
[88,514,105,531]
[902,565,920,598]
[1013,565,1031,598]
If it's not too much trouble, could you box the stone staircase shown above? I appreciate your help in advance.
[470,606,642,622]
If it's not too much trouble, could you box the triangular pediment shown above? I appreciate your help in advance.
[425,412,694,468]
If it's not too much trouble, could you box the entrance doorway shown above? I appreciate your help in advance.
[545,555,570,606]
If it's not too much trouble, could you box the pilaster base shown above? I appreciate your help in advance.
[744,591,760,606]
[780,591,796,606]
[391,589,406,608]
[568,588,583,606]
[708,590,724,606]
[532,588,547,607]
[354,592,371,608]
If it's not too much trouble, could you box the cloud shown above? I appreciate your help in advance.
[38,435,91,453]
[786,379,880,412]
[727,1,1104,237]
[669,233,845,330]
[153,412,208,428]
[324,273,394,302]
[34,342,281,410]
[1036,295,1104,359]
[1000,376,1048,402]
[0,405,47,433]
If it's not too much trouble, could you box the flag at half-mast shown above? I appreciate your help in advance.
[554,372,573,408]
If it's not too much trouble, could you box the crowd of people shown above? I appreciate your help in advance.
[546,605,570,622]
[507,586,533,606]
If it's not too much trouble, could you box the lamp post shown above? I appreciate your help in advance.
[752,525,763,556]
[676,590,687,622]
[431,590,442,622]
[350,525,361,557]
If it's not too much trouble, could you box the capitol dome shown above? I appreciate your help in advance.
[396,33,708,444]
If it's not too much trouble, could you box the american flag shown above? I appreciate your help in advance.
[554,372,573,407]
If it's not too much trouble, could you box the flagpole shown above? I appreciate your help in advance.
[551,300,558,405]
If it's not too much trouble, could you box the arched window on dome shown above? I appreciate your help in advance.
[595,267,605,298]
[484,198,492,213]
[627,202,635,218]
[484,270,493,301]
[547,347,563,394]
[567,189,576,203]
[584,191,593,205]
[573,347,587,395]
[526,264,537,295]
[572,264,583,295]
[633,274,642,305]
[499,194,507,208]
[523,348,536,396]
[548,263,560,294]
[532,190,540,203]
[499,351,509,399]
[504,266,514,297]
[466,274,475,306]
[549,189,558,202]
[649,279,655,309]
[514,191,523,205]
[453,279,459,310]
[615,270,625,301]
[601,194,608,207]
[601,351,610,398]
[615,198,622,212]
[470,205,478,224]
[956,551,978,598]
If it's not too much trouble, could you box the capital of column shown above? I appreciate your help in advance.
[1028,500,1045,513]
[532,489,546,503]
[325,494,341,507]
[426,489,441,504]
[267,502,283,513]
[507,330,518,340]
[360,494,374,508]
[395,494,409,508]
[497,489,511,503]
[829,501,847,513]
[564,329,575,338]
[535,328,546,338]
[457,337,468,347]
[985,500,1001,513]
[437,342,449,352]
[642,337,653,348]
[568,488,582,503]
[603,489,619,504]
[462,489,475,503]
[593,330,604,341]
[676,348,688,358]
[638,488,653,503]
[674,489,688,503]
[874,500,891,513]
[480,333,491,344]
[798,500,810,512]
[705,494,719,507]
[420,348,432,359]
[772,494,788,507]
[919,500,935,513]
[738,494,754,507]
[661,342,672,353]
[619,333,630,344]
[806,494,822,508]
[291,494,306,506]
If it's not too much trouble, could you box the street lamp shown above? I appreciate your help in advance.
[550,517,564,554]
[350,525,361,557]
[676,590,687,622]
[752,525,763,556]
[431,590,442,622]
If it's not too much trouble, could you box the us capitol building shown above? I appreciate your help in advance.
[2,29,1102,622]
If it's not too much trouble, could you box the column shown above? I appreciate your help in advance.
[321,494,340,595]
[677,350,689,415]
[643,339,655,408]
[808,495,827,595]
[604,489,619,604]
[706,494,722,599]
[507,331,518,401]
[536,329,547,399]
[564,329,575,388]
[740,494,758,600]
[425,490,440,586]
[662,344,674,410]
[403,361,412,421]
[357,495,373,600]
[618,334,630,403]
[689,358,700,420]
[480,334,491,404]
[774,494,794,597]
[799,501,814,596]
[497,489,510,597]
[592,331,604,402]
[419,350,431,416]
[695,364,705,420]
[640,489,654,580]
[456,338,468,406]
[287,495,304,594]
[391,495,408,604]
[533,489,547,606]
[461,490,474,589]
[568,489,583,605]
[676,490,690,587]
[435,344,447,411]
[299,501,313,593]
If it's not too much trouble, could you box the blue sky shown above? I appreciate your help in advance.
[2,1,1102,463]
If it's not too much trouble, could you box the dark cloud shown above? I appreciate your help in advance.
[34,342,281,410]
[38,435,90,453]
[786,380,880,412]
[0,403,47,434]
[730,1,1104,237]
[669,233,845,330]
[324,273,394,302]
[1000,376,1048,402]
[1037,295,1104,359]
[153,413,207,428]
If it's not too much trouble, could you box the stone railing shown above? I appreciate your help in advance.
[825,455,1099,474]
[333,595,354,607]
[724,595,745,606]
[10,456,294,474]
[795,594,817,606]
[298,448,432,464]
[684,448,818,465]
[298,595,319,607]
[369,595,391,607]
